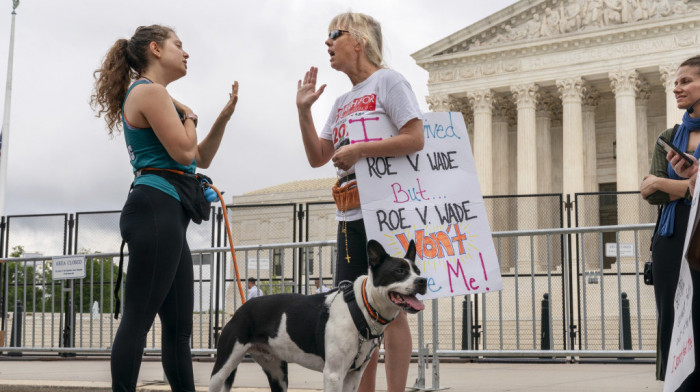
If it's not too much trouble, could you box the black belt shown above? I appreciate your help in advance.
[339,173,356,182]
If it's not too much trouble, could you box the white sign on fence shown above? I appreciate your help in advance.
[604,243,635,258]
[663,181,699,391]
[351,111,502,300]
[52,255,86,280]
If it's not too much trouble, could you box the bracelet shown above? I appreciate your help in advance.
[182,113,198,127]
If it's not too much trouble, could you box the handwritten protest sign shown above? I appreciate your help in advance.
[350,112,502,300]
[664,181,699,391]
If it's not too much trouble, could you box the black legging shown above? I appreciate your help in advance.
[335,218,368,286]
[111,185,194,392]
[652,202,700,390]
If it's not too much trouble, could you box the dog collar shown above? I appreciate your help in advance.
[360,278,393,325]
[341,278,394,340]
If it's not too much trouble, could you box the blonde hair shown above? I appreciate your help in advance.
[329,12,384,68]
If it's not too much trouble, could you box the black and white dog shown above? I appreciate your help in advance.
[209,239,427,392]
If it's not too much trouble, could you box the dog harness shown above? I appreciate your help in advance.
[340,278,395,372]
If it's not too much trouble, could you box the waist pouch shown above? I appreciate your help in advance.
[139,168,212,224]
[332,178,360,212]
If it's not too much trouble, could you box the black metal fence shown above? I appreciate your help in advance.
[0,191,658,355]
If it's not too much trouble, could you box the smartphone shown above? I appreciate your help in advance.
[657,136,695,167]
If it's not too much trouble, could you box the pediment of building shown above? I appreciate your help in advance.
[413,0,700,60]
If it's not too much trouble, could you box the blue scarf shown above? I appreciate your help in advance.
[658,111,700,236]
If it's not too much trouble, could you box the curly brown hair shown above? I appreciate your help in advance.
[90,25,173,136]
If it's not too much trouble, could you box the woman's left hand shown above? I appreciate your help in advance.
[640,174,658,200]
[171,96,192,117]
[332,144,362,171]
[219,81,239,119]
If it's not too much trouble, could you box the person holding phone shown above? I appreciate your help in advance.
[295,12,423,392]
[670,151,699,194]
[640,55,700,389]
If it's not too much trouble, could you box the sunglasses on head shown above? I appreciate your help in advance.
[328,29,350,40]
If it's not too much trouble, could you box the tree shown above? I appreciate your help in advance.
[74,254,122,314]
[41,249,122,314]
[3,247,123,314]
[4,246,47,313]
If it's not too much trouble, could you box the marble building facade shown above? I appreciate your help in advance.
[412,0,699,203]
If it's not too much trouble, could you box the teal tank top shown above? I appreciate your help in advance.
[122,79,196,201]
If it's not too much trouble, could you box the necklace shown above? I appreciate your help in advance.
[340,173,352,263]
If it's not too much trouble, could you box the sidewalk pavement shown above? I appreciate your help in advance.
[0,357,662,392]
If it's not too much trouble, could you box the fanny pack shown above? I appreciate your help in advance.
[332,173,361,212]
[136,168,214,224]
[114,168,217,319]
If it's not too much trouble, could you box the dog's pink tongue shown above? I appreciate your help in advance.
[404,295,425,311]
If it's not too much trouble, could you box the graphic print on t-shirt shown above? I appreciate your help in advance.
[332,93,377,147]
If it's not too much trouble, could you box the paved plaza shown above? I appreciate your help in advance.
[0,357,663,391]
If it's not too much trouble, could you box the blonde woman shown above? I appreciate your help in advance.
[296,12,423,392]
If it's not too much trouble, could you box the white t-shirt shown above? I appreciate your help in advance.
[317,285,331,293]
[320,68,423,221]
[247,285,263,299]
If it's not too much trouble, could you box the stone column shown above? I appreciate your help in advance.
[492,96,512,196]
[581,87,600,269]
[535,92,555,270]
[511,83,539,270]
[556,77,585,197]
[610,69,641,231]
[581,87,599,193]
[609,70,640,192]
[449,97,474,149]
[511,83,539,195]
[660,64,684,128]
[536,92,555,194]
[490,96,514,269]
[426,93,451,112]
[467,89,494,196]
[636,80,651,182]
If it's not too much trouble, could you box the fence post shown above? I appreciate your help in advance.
[541,293,551,350]
[296,204,304,294]
[8,300,21,356]
[213,207,223,348]
[462,295,472,350]
[620,292,632,350]
[61,280,76,357]
[0,217,5,335]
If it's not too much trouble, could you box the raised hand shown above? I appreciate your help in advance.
[296,67,326,111]
[220,81,239,119]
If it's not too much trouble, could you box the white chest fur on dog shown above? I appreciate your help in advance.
[209,240,427,392]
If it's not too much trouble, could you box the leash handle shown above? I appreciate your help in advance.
[209,183,247,304]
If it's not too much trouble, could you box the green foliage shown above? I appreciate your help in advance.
[10,245,24,258]
[4,259,46,313]
[76,256,122,314]
[263,282,297,295]
[3,247,124,314]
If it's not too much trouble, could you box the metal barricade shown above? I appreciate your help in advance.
[0,224,657,364]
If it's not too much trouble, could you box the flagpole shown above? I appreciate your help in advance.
[0,0,19,218]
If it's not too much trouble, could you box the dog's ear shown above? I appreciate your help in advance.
[405,240,417,262]
[366,240,388,267]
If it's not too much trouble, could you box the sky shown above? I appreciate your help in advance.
[0,0,517,216]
